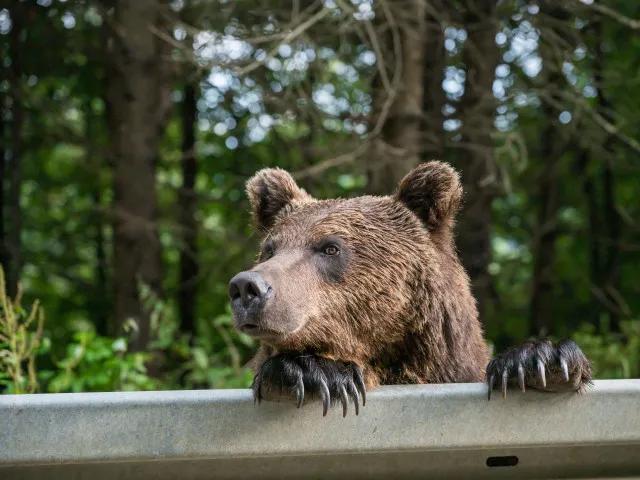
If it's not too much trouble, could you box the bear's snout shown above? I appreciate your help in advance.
[228,271,273,332]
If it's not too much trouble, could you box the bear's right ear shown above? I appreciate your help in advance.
[246,168,313,233]
[394,161,463,232]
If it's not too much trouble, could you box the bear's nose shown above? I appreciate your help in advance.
[228,271,272,313]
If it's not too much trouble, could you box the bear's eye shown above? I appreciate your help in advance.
[261,241,276,261]
[322,244,340,256]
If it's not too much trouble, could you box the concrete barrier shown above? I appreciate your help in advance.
[1,380,639,479]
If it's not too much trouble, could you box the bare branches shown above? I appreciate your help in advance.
[369,0,403,138]
[292,142,370,180]
[234,5,332,76]
[538,88,640,157]
[576,1,640,30]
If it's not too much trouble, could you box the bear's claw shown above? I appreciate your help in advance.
[251,353,366,417]
[486,338,592,400]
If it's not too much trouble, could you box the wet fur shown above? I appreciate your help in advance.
[239,162,592,410]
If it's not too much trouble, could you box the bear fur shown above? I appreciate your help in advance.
[229,161,592,416]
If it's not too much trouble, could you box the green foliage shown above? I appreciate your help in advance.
[573,320,640,380]
[41,331,158,393]
[1,272,255,394]
[177,309,256,389]
[140,283,256,390]
[0,267,47,394]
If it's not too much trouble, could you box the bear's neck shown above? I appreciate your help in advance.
[370,245,489,386]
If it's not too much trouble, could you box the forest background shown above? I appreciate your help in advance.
[1,0,639,394]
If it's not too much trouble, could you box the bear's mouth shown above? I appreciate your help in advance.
[231,305,306,342]
[239,323,265,336]
[236,322,283,340]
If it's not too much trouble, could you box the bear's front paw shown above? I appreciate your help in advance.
[252,353,366,417]
[486,338,593,400]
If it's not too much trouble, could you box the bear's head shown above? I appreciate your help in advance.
[229,161,466,361]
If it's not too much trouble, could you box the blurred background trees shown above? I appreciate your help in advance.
[1,0,639,393]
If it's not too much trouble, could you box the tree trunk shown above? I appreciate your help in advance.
[6,3,24,298]
[594,18,622,332]
[576,149,602,328]
[421,3,447,163]
[529,89,562,337]
[453,2,500,323]
[85,101,110,336]
[178,82,199,338]
[529,4,571,337]
[106,0,172,351]
[367,0,427,194]
[0,43,6,279]
[93,180,109,336]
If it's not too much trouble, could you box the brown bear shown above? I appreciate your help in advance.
[228,161,592,416]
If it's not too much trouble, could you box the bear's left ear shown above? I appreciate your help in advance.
[394,161,463,232]
[246,168,313,233]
